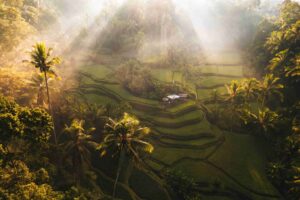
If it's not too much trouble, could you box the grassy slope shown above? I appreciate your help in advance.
[198,76,243,87]
[198,65,244,76]
[209,132,277,196]
[77,63,280,200]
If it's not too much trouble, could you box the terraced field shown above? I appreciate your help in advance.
[194,65,245,101]
[76,64,281,200]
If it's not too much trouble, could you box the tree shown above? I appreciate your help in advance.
[0,1,34,57]
[224,80,245,132]
[18,107,53,145]
[0,160,63,200]
[115,60,155,97]
[259,74,284,107]
[285,54,300,81]
[239,107,279,137]
[244,0,300,197]
[98,113,153,198]
[0,0,57,64]
[246,18,275,75]
[0,68,33,105]
[240,78,260,103]
[0,95,52,145]
[62,119,96,186]
[165,170,201,200]
[25,42,61,144]
[29,73,47,106]
[207,89,223,121]
[225,80,242,105]
[267,117,300,199]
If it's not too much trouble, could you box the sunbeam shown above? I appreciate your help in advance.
[0,0,299,199]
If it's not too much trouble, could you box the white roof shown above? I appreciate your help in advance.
[167,95,180,100]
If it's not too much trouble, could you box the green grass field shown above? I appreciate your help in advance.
[150,69,183,83]
[197,65,244,76]
[75,62,280,200]
[203,50,243,65]
[197,76,243,87]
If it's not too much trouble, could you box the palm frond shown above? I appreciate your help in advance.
[131,139,154,153]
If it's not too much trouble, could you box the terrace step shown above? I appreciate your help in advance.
[150,134,220,147]
[80,84,200,118]
[140,116,203,129]
[134,109,203,123]
[149,136,222,150]
[80,71,119,85]
[151,129,215,141]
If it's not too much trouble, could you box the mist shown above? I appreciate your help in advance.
[38,0,289,65]
[2,0,293,71]
[1,0,299,199]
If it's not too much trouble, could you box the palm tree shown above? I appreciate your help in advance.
[98,113,153,198]
[225,81,243,132]
[29,73,57,106]
[207,89,223,121]
[62,119,97,185]
[25,42,61,144]
[259,74,284,107]
[29,73,46,106]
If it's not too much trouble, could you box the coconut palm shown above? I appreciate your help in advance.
[29,73,58,106]
[29,73,46,106]
[25,42,61,144]
[224,81,244,132]
[259,74,284,107]
[98,113,153,198]
[207,89,223,121]
[62,119,96,185]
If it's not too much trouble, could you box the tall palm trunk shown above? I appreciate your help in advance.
[113,148,126,199]
[44,71,57,144]
[37,87,44,105]
[230,103,234,133]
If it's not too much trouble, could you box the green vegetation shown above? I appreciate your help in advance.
[0,0,56,63]
[24,42,61,143]
[0,0,299,199]
[98,113,153,198]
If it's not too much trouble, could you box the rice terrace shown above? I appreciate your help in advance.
[0,0,299,200]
